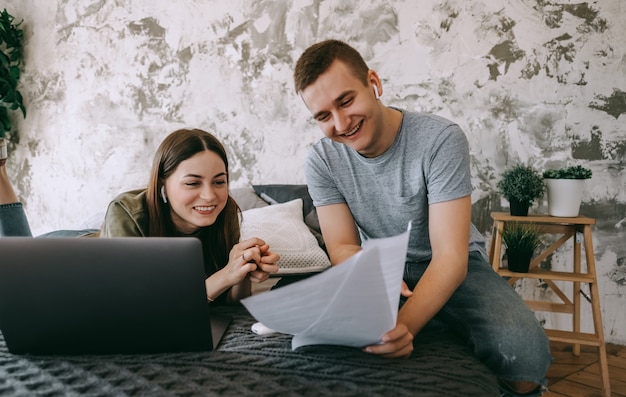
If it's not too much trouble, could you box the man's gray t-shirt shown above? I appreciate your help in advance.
[305,110,486,263]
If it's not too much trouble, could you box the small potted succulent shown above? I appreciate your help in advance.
[496,164,545,216]
[501,222,540,273]
[543,165,592,217]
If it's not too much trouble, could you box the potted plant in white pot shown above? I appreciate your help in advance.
[496,164,545,216]
[543,165,592,217]
[0,8,26,161]
[501,222,540,273]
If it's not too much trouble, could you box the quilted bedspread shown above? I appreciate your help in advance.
[0,306,499,396]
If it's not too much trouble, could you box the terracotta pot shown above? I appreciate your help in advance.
[546,179,585,217]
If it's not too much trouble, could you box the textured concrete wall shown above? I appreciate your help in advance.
[4,1,625,344]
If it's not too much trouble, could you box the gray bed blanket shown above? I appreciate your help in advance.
[0,306,499,396]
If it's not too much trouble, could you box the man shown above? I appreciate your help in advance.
[294,39,551,396]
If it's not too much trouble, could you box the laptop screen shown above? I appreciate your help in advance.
[0,237,229,355]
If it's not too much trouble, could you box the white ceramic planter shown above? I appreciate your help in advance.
[545,179,585,217]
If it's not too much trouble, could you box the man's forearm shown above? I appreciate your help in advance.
[397,260,466,336]
[327,244,362,266]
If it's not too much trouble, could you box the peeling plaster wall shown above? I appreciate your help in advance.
[4,0,625,344]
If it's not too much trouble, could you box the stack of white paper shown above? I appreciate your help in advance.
[241,226,410,350]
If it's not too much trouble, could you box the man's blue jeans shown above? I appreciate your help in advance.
[403,251,552,396]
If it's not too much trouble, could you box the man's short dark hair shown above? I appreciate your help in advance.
[294,39,370,93]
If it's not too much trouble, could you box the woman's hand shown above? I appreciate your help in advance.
[247,243,280,282]
[224,237,280,284]
[222,238,265,285]
[205,237,280,303]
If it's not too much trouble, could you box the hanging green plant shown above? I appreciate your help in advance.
[0,8,26,142]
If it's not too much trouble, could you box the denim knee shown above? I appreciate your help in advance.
[475,314,552,385]
[432,252,552,386]
[459,253,552,385]
[0,203,32,237]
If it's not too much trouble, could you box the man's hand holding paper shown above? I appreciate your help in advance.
[241,226,411,351]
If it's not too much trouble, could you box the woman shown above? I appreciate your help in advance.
[0,130,279,304]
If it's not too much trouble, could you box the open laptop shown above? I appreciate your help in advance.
[0,237,231,355]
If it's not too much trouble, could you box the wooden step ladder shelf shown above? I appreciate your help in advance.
[488,212,610,397]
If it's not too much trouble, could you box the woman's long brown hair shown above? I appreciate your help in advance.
[145,128,241,276]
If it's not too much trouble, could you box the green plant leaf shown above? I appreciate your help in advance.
[496,164,545,205]
[502,222,541,252]
[0,106,10,131]
[9,65,20,80]
[0,52,9,69]
[542,165,592,179]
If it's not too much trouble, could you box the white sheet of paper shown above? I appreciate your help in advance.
[241,225,410,350]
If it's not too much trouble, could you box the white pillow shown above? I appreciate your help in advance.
[239,199,331,275]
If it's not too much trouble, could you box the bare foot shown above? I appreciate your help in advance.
[0,142,20,205]
[0,138,7,166]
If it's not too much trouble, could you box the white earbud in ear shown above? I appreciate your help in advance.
[373,85,380,100]
[160,186,168,204]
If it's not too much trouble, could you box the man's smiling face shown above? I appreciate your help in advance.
[300,60,385,158]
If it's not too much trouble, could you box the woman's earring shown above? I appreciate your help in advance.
[160,186,168,203]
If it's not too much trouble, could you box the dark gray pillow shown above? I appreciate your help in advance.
[231,187,270,211]
[252,184,325,251]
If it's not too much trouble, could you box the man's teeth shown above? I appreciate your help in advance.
[344,122,361,137]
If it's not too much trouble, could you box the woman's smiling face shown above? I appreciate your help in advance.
[163,150,229,235]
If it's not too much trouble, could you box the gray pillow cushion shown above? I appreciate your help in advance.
[230,187,269,211]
